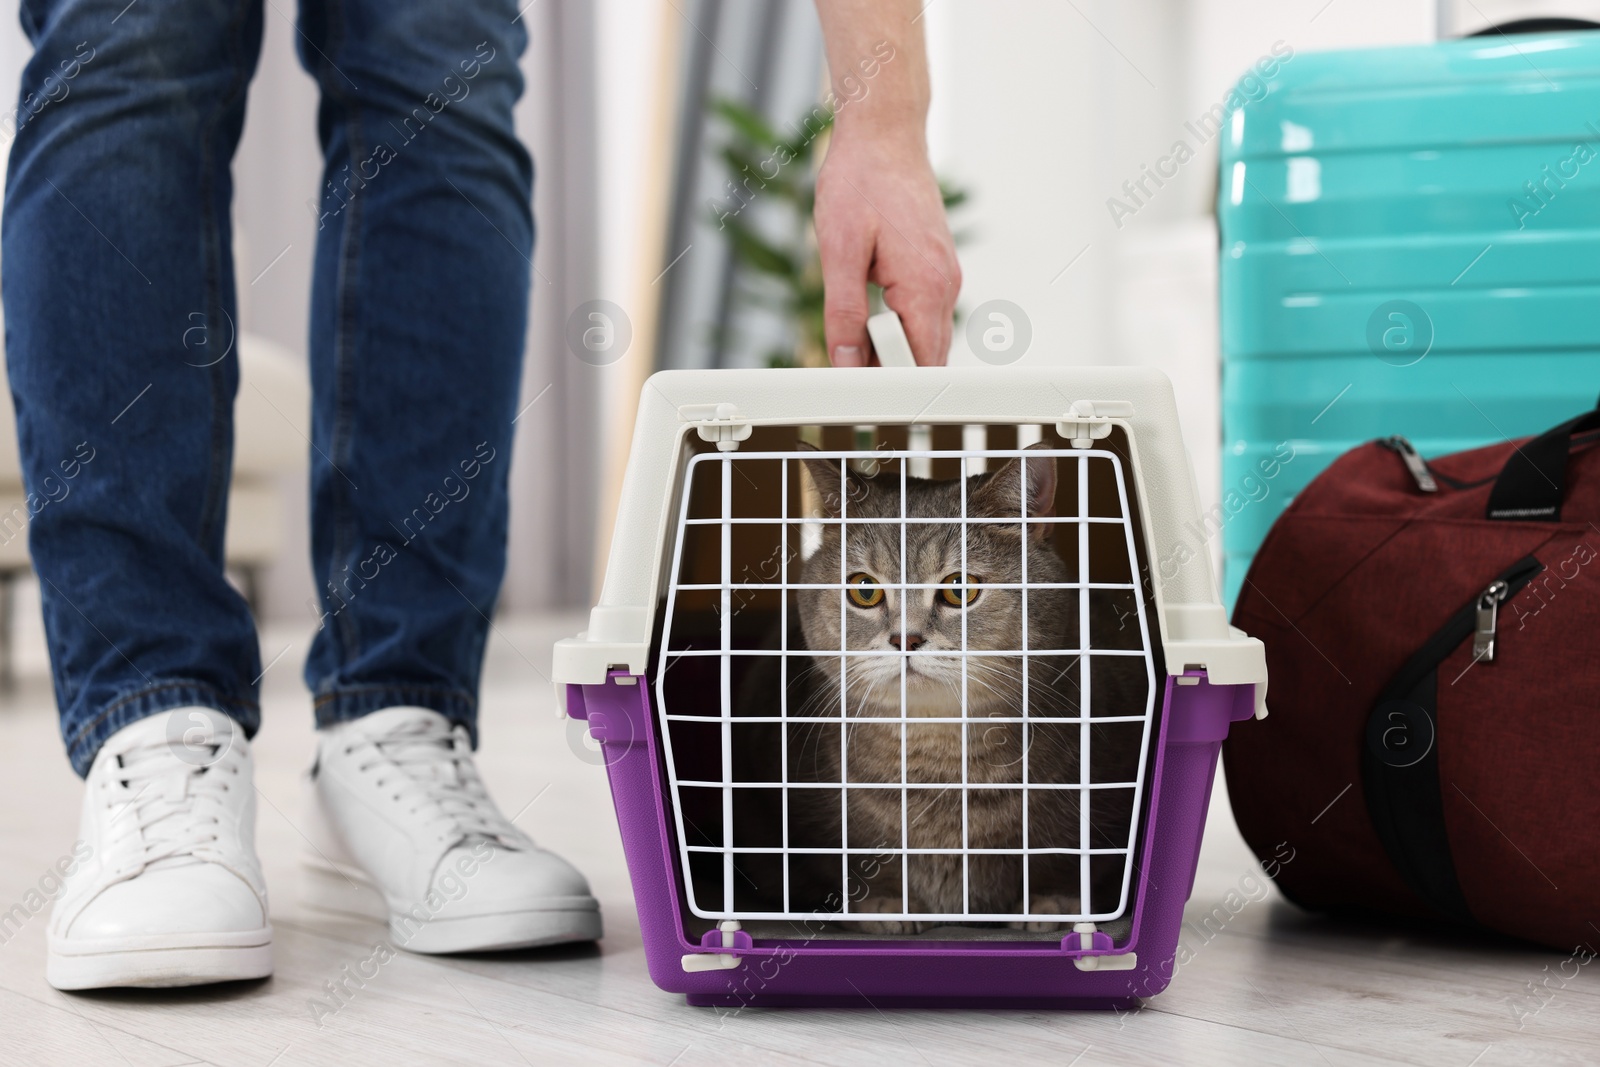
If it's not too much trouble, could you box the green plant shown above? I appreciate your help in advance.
[708,97,968,368]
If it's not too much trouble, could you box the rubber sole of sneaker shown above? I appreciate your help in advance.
[47,929,273,990]
[301,860,602,954]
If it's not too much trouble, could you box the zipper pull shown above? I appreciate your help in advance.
[1473,579,1510,663]
[1382,436,1438,493]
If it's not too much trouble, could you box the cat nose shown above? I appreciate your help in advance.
[889,632,926,652]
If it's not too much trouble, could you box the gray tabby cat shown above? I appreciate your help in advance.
[788,442,1139,932]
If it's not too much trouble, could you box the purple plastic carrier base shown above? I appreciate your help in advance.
[683,993,1141,1011]
[568,670,1256,1010]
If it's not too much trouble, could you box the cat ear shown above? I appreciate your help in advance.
[972,442,1056,538]
[796,441,866,518]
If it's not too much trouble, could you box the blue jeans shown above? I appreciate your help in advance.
[4,0,532,775]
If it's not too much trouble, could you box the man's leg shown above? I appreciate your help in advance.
[296,0,531,729]
[4,0,265,771]
[294,0,601,951]
[6,0,276,991]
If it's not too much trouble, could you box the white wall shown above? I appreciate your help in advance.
[924,0,1440,365]
[924,0,1187,370]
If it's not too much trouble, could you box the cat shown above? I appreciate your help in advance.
[776,441,1143,933]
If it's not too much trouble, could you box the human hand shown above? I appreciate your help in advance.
[814,126,960,367]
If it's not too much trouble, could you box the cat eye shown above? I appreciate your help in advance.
[845,572,885,608]
[939,573,980,608]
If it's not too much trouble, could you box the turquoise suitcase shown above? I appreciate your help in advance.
[1217,28,1600,608]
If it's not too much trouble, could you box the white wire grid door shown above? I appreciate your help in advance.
[654,444,1159,925]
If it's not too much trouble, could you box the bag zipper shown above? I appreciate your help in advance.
[1381,436,1439,493]
[1459,559,1544,667]
[1471,579,1511,662]
[1379,556,1543,700]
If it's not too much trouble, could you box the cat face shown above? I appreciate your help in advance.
[798,444,1072,716]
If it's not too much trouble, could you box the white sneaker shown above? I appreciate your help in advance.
[47,708,273,990]
[306,707,601,953]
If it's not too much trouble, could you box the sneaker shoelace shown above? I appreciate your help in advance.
[105,740,238,876]
[353,717,527,850]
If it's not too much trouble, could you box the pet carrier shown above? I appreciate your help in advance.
[554,366,1266,1008]
[1218,28,1600,608]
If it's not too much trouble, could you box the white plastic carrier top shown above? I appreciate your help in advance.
[554,366,1268,716]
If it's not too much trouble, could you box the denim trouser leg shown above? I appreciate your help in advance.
[295,0,531,738]
[4,0,533,776]
[3,0,267,775]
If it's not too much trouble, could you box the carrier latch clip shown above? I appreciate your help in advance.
[1066,922,1139,971]
[681,920,747,972]
[681,403,753,452]
[1057,400,1134,449]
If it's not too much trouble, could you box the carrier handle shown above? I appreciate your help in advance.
[865,310,918,368]
[1484,397,1600,522]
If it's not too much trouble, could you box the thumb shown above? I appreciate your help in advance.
[820,225,874,368]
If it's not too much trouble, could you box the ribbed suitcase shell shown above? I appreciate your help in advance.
[1218,31,1600,606]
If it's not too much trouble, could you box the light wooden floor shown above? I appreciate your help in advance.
[0,613,1594,1067]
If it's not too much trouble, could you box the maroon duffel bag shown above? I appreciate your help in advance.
[1224,407,1600,951]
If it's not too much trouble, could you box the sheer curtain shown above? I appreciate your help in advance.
[652,0,825,372]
